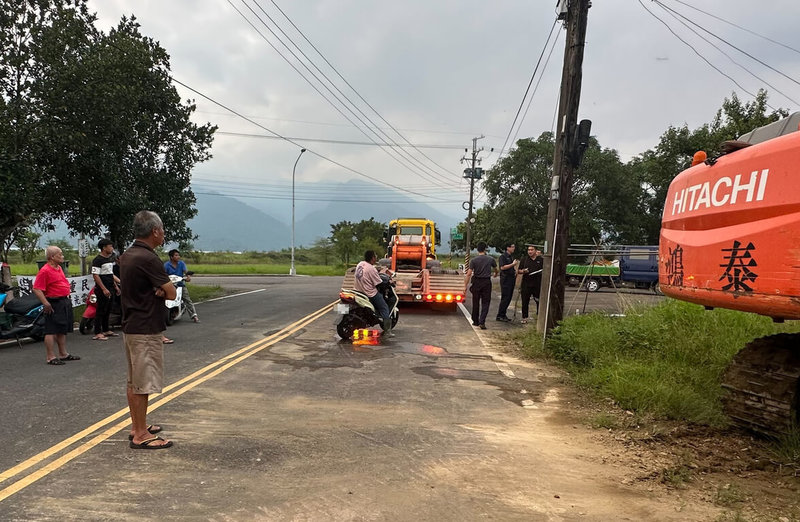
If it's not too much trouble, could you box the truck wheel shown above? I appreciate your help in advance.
[585,279,600,292]
[652,282,663,295]
[568,276,579,287]
[79,317,94,335]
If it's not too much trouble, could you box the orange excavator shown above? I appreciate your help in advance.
[659,112,800,437]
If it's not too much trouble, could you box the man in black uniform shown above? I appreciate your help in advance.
[91,238,119,341]
[496,243,518,322]
[518,245,544,323]
[465,241,497,329]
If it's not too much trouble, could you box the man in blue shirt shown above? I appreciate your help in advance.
[164,249,199,322]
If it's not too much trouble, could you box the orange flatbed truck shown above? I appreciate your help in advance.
[341,218,466,308]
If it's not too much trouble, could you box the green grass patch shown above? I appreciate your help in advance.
[521,298,800,427]
[188,264,344,276]
[185,283,225,301]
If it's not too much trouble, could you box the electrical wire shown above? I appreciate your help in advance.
[637,0,763,102]
[667,0,800,56]
[654,0,800,90]
[171,77,453,201]
[227,0,458,191]
[653,2,798,106]
[496,18,560,160]
[234,0,459,189]
[267,0,460,180]
[193,190,467,204]
[215,131,466,149]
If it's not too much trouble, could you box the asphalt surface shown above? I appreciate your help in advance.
[0,275,667,520]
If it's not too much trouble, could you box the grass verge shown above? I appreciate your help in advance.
[519,298,800,427]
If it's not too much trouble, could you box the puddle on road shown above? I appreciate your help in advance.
[410,365,544,408]
[257,338,547,408]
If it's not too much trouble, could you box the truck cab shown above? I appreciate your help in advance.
[385,218,442,262]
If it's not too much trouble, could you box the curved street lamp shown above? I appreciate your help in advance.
[290,148,307,276]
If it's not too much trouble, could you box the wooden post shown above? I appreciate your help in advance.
[537,0,591,334]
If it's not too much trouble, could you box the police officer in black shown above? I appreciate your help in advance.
[518,245,544,323]
[465,241,498,329]
[496,242,518,322]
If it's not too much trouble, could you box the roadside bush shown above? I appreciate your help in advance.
[522,299,800,426]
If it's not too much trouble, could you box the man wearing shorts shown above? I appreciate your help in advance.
[32,246,80,365]
[119,210,176,450]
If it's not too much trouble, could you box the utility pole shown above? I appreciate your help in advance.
[537,0,591,334]
[462,135,484,267]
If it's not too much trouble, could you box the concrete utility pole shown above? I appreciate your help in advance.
[537,0,591,334]
[462,135,484,267]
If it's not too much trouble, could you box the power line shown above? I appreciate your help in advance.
[637,0,763,102]
[226,0,457,191]
[193,177,465,196]
[654,0,800,91]
[496,18,560,160]
[653,1,798,106]
[171,78,453,201]
[667,0,800,56]
[194,190,467,204]
[233,0,459,189]
[215,130,466,149]
[267,0,460,181]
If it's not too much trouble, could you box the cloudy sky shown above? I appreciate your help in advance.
[88,0,800,219]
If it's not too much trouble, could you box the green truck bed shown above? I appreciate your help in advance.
[565,263,619,277]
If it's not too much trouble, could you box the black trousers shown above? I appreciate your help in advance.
[94,289,111,335]
[520,284,540,318]
[496,276,515,319]
[470,278,492,325]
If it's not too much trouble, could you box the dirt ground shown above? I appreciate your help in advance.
[499,338,800,522]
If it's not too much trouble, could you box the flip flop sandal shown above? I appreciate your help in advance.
[104,332,120,337]
[92,335,108,341]
[128,424,163,440]
[129,436,173,450]
[47,358,65,365]
[59,354,81,361]
[162,338,174,344]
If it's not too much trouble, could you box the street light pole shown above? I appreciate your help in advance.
[290,148,307,276]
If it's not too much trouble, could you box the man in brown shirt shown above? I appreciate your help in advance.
[119,210,176,449]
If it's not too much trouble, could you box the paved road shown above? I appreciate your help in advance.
[0,276,680,521]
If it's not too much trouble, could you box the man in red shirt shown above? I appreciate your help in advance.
[32,246,80,365]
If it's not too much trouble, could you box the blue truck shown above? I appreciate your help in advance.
[566,245,660,292]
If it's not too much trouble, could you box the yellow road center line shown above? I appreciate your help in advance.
[0,301,335,502]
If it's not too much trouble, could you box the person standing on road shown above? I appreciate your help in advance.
[164,249,199,323]
[518,245,544,324]
[91,238,120,341]
[496,243,518,322]
[465,241,498,329]
[32,246,80,365]
[119,210,176,450]
[353,250,394,338]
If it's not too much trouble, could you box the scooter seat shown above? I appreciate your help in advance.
[4,294,42,315]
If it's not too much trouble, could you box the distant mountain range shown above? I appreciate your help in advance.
[40,180,466,253]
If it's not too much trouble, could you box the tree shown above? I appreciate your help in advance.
[38,16,215,248]
[330,218,387,265]
[475,132,646,253]
[310,237,334,266]
[0,0,97,250]
[0,4,215,253]
[633,90,787,243]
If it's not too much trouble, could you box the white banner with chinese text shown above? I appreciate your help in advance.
[16,275,95,308]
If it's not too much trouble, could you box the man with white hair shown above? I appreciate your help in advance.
[32,246,80,365]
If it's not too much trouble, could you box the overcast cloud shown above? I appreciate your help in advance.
[88,0,800,218]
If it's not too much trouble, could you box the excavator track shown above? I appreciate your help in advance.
[721,333,800,438]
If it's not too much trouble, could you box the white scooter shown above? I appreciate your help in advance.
[165,275,186,326]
